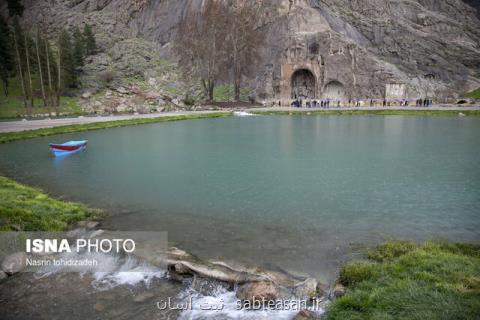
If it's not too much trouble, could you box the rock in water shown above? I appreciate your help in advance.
[236,281,282,302]
[1,252,28,275]
[293,278,319,300]
[294,309,321,320]
[332,283,346,298]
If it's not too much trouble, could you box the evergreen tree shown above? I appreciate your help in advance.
[72,27,85,68]
[83,24,96,55]
[7,0,24,17]
[0,16,14,96]
[58,29,76,91]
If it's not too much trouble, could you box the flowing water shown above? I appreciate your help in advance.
[0,115,479,319]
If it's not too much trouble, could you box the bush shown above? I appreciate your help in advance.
[98,70,115,85]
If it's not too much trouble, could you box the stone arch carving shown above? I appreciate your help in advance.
[291,69,317,99]
[323,80,346,100]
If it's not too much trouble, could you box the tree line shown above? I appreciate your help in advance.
[0,4,96,115]
[175,0,268,102]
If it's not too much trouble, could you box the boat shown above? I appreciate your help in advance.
[49,140,88,156]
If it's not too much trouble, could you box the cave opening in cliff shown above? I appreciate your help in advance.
[291,69,316,99]
[323,80,347,101]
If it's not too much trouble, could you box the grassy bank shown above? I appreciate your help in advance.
[0,112,231,144]
[326,241,480,320]
[253,109,480,116]
[0,176,103,231]
[0,76,84,119]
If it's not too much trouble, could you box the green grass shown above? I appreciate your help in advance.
[0,112,231,143]
[325,240,480,320]
[463,88,480,99]
[0,76,84,119]
[0,176,104,231]
[253,109,480,116]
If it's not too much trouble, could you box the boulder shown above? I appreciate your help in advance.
[1,252,28,275]
[145,91,161,100]
[236,281,282,302]
[332,283,346,298]
[294,309,320,320]
[82,91,92,99]
[115,86,129,94]
[86,221,100,229]
[168,263,191,282]
[0,270,7,280]
[293,278,318,300]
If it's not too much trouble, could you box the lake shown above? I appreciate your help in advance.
[1,115,479,282]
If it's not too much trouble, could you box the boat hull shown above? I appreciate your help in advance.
[49,140,88,156]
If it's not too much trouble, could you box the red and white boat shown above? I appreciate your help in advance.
[49,140,88,156]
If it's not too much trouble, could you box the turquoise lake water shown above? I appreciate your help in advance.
[0,115,479,281]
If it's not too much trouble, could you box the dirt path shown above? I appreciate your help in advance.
[0,111,228,133]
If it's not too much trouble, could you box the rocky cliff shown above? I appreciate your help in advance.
[19,0,480,103]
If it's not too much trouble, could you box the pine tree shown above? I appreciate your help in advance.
[83,24,96,55]
[72,27,85,68]
[0,16,14,96]
[58,29,76,91]
[7,0,24,17]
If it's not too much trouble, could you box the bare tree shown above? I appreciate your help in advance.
[56,45,61,113]
[35,28,47,108]
[175,0,229,102]
[12,24,27,111]
[225,0,265,101]
[44,37,54,108]
[23,31,34,109]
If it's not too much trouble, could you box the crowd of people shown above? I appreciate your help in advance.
[289,98,435,108]
[416,99,433,107]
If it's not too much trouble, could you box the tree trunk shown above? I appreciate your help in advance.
[35,30,47,109]
[44,38,53,112]
[2,80,8,96]
[56,46,61,115]
[234,83,240,102]
[208,80,215,102]
[202,79,215,102]
[24,32,34,110]
[12,28,28,111]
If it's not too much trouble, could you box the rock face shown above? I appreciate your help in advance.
[1,252,28,275]
[22,0,480,102]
